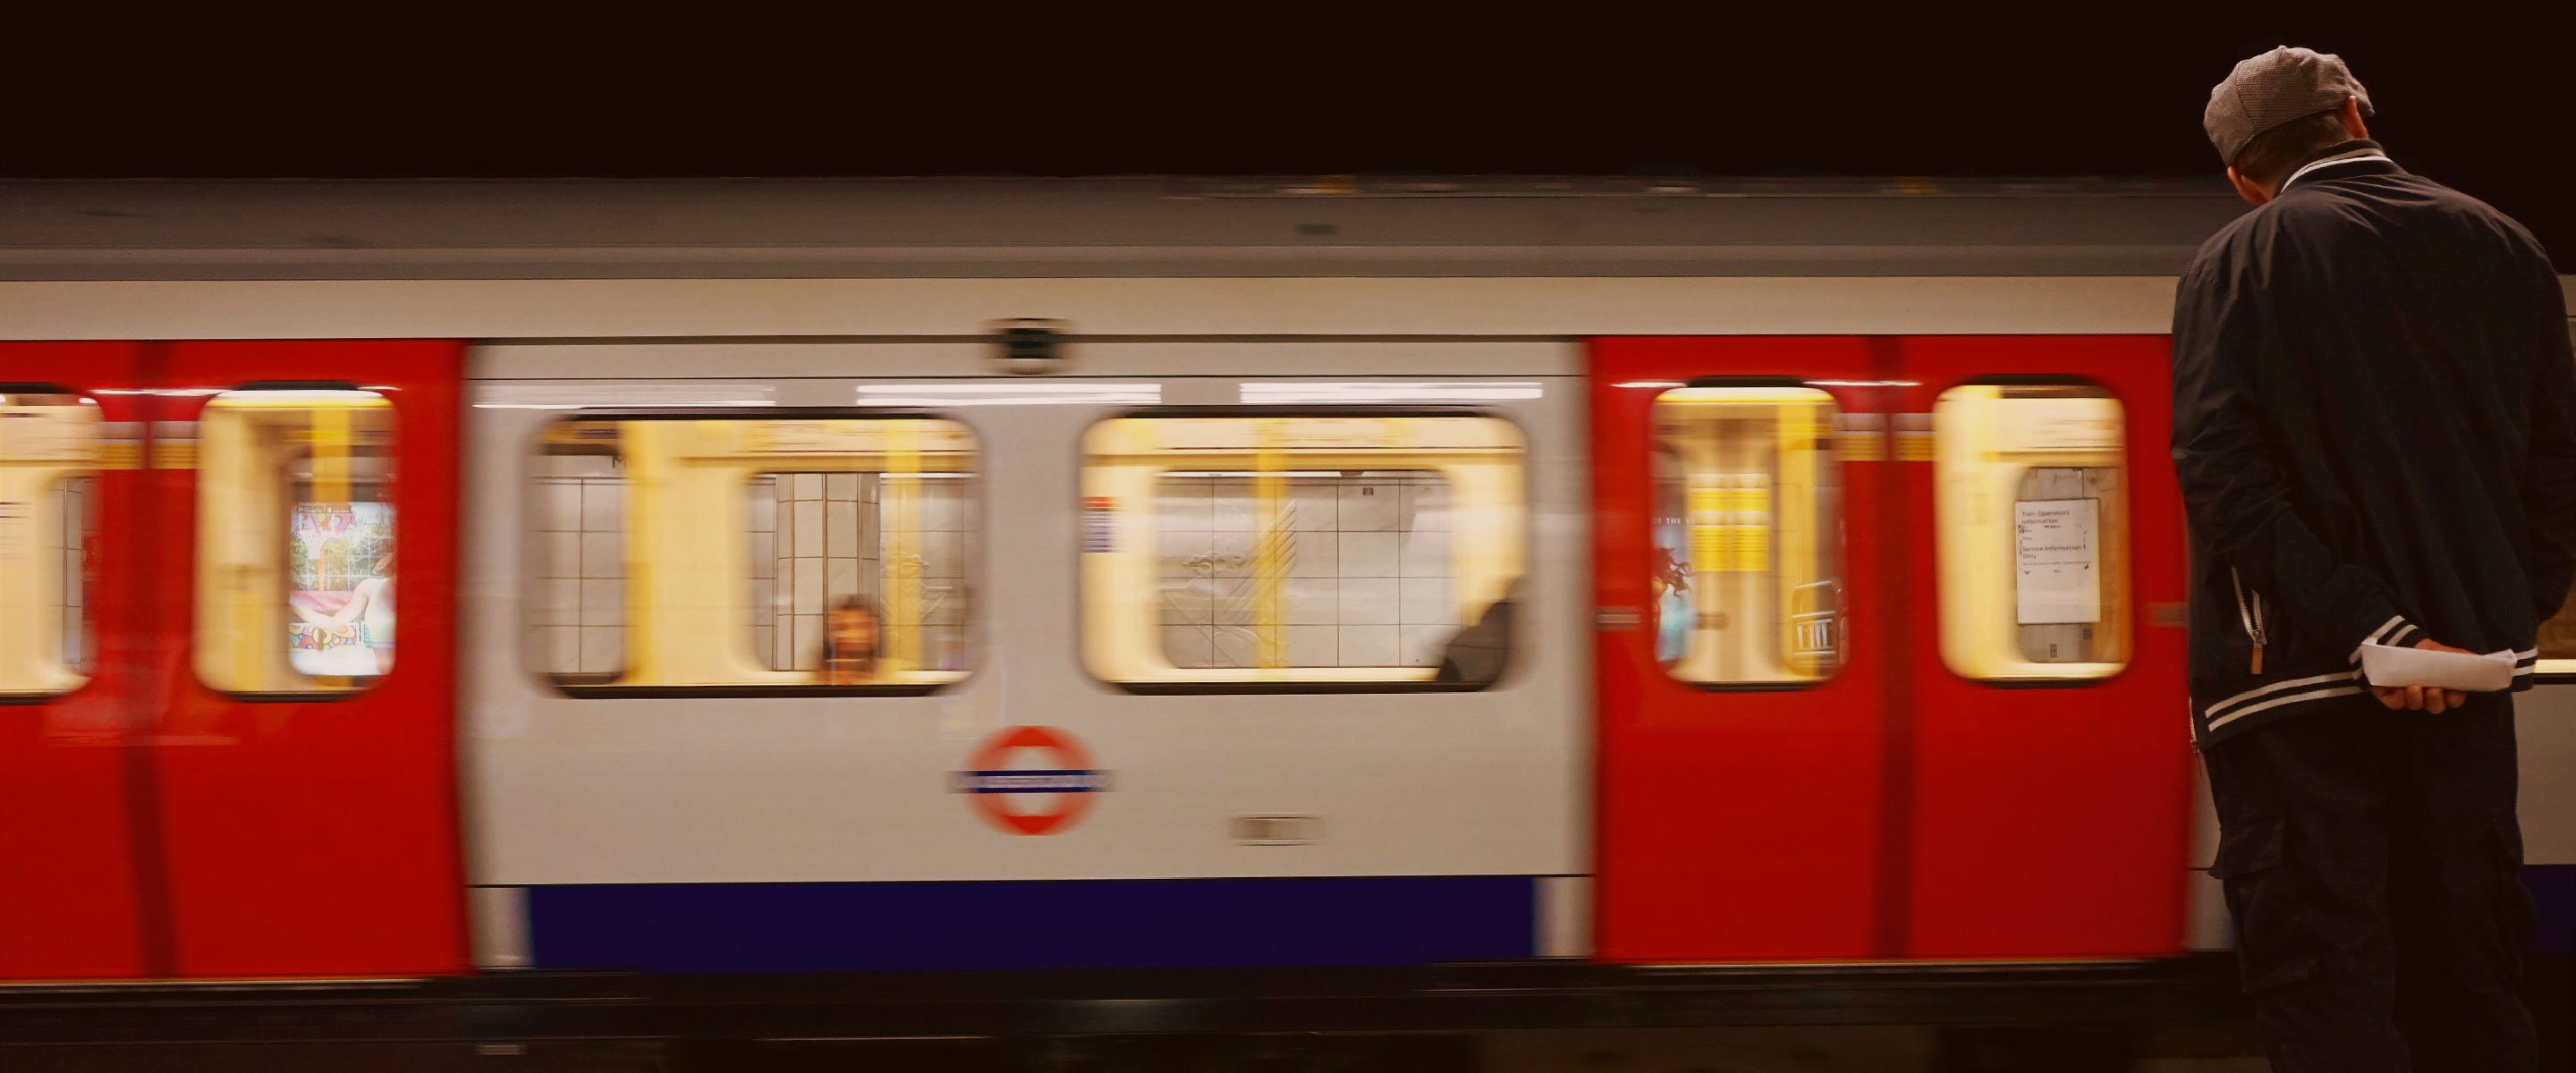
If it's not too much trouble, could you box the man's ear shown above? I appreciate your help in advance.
[2341,96,2370,140]
[2227,165,2271,207]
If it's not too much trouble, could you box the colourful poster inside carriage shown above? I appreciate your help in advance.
[288,501,394,678]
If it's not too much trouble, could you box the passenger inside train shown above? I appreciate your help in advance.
[1432,580,1521,687]
[818,596,883,685]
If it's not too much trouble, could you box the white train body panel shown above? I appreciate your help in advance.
[460,342,1592,887]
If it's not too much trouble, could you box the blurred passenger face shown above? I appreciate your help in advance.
[832,606,878,657]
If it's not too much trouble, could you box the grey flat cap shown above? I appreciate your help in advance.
[2204,46,2374,165]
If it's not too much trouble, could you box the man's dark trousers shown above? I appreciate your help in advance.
[2204,694,2538,1072]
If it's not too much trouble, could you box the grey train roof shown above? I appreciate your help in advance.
[0,175,2249,282]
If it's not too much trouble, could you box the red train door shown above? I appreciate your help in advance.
[0,343,151,980]
[141,341,470,976]
[3,340,468,982]
[1589,337,1896,960]
[1592,335,2194,963]
[1888,336,2193,958]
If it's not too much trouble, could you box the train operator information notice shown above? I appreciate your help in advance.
[2014,498,2102,625]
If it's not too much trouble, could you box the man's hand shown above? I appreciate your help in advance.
[2369,638,2473,713]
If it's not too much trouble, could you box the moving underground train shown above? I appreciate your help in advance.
[0,177,2569,996]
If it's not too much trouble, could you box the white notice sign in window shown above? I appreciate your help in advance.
[2014,498,2100,625]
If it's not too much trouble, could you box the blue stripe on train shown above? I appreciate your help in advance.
[525,875,1539,973]
[521,863,2573,971]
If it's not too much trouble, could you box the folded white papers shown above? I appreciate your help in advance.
[2358,642,2517,692]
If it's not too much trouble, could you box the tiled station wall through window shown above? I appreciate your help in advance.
[530,453,626,677]
[753,471,970,673]
[755,473,882,672]
[1155,472,1456,670]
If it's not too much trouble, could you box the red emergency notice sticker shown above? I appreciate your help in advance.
[1081,496,1115,553]
[950,725,1113,835]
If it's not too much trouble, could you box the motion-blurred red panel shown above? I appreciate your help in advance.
[0,342,148,981]
[1891,335,2193,958]
[1589,337,1891,961]
[148,340,467,977]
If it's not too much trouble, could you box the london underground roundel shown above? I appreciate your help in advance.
[950,725,1112,835]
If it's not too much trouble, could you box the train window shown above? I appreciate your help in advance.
[526,414,976,695]
[1933,382,2131,682]
[193,388,398,697]
[1081,413,1526,690]
[1649,386,1844,686]
[0,391,100,699]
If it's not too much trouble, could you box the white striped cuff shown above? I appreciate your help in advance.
[2351,616,2416,663]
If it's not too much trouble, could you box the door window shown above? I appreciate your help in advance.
[192,389,399,697]
[1933,382,2131,681]
[0,389,99,698]
[1648,385,1845,686]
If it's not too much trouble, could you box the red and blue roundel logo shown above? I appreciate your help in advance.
[950,725,1112,835]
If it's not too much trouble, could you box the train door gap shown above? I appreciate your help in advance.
[123,341,182,978]
[1864,335,1918,961]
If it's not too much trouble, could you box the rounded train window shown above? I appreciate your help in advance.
[1648,384,1846,687]
[1079,412,1527,692]
[191,388,399,697]
[0,388,101,700]
[1932,381,2132,682]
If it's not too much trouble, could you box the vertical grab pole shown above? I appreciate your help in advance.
[308,401,350,685]
[311,401,350,506]
[621,420,663,684]
[886,419,922,675]
[207,405,263,690]
[1252,418,1286,672]
[1774,398,1813,677]
[1687,465,1723,681]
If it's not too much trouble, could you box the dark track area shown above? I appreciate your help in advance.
[4,954,2567,1071]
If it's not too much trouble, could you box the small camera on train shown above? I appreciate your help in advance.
[989,318,1069,375]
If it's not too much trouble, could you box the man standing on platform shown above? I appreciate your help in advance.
[2171,45,2576,1073]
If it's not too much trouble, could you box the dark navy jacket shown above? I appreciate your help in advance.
[2171,139,2576,748]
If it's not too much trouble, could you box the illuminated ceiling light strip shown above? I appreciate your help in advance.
[210,389,386,401]
[1237,381,1545,403]
[1162,470,1361,478]
[855,382,1163,396]
[852,395,1160,407]
[855,383,1160,407]
[475,384,781,410]
[472,400,778,410]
